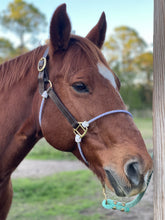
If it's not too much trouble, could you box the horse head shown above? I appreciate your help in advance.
[39,4,153,197]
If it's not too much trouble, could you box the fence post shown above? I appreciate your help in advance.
[153,0,165,219]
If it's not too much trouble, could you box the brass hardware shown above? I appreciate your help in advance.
[48,80,52,88]
[102,187,108,204]
[73,122,88,138]
[38,57,47,72]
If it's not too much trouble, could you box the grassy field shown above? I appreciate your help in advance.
[134,117,152,140]
[27,117,153,160]
[8,171,104,220]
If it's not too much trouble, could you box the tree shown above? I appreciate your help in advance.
[0,38,14,56]
[134,52,153,86]
[104,26,147,85]
[103,26,153,111]
[0,38,14,63]
[0,37,30,64]
[0,0,46,53]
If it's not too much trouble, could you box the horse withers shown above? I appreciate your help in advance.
[0,4,152,219]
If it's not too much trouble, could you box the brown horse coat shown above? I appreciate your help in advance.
[0,4,152,219]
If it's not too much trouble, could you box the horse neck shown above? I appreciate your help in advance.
[0,47,46,165]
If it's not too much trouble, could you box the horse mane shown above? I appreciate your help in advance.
[0,46,46,91]
[0,36,113,91]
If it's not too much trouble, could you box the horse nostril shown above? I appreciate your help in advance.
[124,161,141,186]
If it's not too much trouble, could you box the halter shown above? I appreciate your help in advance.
[38,48,132,165]
[37,48,153,213]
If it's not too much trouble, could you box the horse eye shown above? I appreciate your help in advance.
[72,82,89,93]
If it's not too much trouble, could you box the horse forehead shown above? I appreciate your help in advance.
[97,62,117,89]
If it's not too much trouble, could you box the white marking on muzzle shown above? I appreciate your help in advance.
[97,62,117,89]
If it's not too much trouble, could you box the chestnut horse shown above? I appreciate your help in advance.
[0,4,152,219]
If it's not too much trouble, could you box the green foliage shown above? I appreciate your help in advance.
[104,25,153,111]
[0,0,46,51]
[120,84,152,111]
[134,52,153,86]
[0,37,14,62]
[8,171,103,220]
[104,26,147,79]
[0,37,14,55]
[0,37,29,63]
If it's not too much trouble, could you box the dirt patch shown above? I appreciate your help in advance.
[12,159,87,179]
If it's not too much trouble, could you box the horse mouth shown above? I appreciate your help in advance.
[104,168,148,197]
[104,169,127,197]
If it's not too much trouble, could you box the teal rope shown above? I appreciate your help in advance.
[102,153,153,212]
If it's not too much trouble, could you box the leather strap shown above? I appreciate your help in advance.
[38,48,79,129]
[47,88,79,128]
[38,47,49,95]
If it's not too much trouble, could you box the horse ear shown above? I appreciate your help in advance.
[86,12,107,49]
[50,4,71,54]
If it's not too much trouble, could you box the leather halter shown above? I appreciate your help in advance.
[38,48,132,165]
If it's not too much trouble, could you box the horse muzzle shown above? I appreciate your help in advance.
[104,159,152,197]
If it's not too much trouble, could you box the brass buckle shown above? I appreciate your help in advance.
[73,122,88,138]
[38,57,47,72]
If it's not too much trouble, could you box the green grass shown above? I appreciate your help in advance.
[27,118,153,160]
[134,117,153,139]
[8,171,104,220]
[26,139,75,160]
[134,117,153,149]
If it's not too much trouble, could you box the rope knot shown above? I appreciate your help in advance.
[41,91,48,99]
[82,121,89,128]
[75,134,81,143]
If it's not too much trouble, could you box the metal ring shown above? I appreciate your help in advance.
[48,80,52,88]
[37,57,47,72]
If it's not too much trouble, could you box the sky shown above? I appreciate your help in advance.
[0,0,153,48]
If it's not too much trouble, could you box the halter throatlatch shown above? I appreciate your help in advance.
[38,48,153,212]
